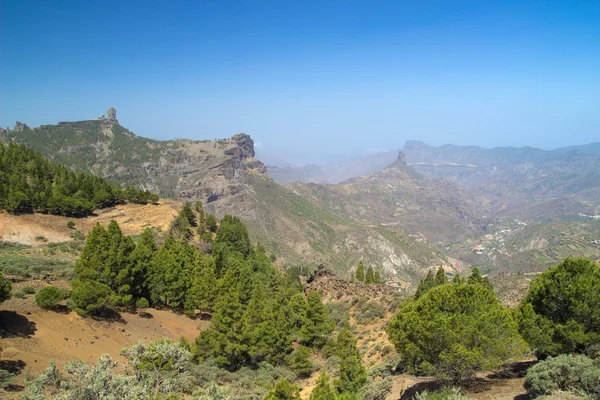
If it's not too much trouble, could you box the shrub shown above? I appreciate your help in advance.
[0,273,13,302]
[354,299,387,324]
[387,283,526,384]
[35,286,65,309]
[0,368,15,389]
[13,290,26,299]
[35,236,48,242]
[67,221,76,229]
[524,354,600,398]
[70,231,86,241]
[22,285,36,294]
[360,377,393,400]
[136,297,150,309]
[517,258,600,357]
[414,388,472,400]
[70,280,116,315]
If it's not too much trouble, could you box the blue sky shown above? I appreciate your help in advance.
[1,0,599,164]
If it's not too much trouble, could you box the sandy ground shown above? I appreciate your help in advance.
[0,293,209,383]
[0,200,181,246]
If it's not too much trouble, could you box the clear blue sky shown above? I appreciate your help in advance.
[1,0,599,163]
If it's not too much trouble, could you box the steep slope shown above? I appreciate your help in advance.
[2,112,449,284]
[288,152,486,242]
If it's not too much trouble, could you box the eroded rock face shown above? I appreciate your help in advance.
[228,133,255,159]
[14,122,29,132]
[107,107,117,120]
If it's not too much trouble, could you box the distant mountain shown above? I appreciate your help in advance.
[271,140,600,223]
[288,152,486,242]
[268,151,398,185]
[405,143,600,220]
[1,111,449,285]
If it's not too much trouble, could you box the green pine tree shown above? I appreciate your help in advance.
[365,266,374,284]
[263,379,300,400]
[289,345,313,377]
[373,269,382,284]
[334,328,367,395]
[467,267,493,291]
[435,267,449,286]
[355,261,365,282]
[310,372,338,400]
[299,291,335,348]
[414,270,436,299]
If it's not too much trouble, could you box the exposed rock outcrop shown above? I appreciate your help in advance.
[107,107,117,120]
[388,151,407,168]
[14,121,29,132]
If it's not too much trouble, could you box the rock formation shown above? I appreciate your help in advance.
[107,107,117,120]
[14,121,29,132]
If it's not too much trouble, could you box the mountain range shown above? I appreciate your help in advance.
[3,110,599,284]
[1,112,448,286]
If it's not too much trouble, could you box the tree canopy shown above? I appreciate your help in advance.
[387,282,525,383]
[517,257,600,358]
[0,142,157,216]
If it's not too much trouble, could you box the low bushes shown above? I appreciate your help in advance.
[35,286,68,309]
[525,354,600,398]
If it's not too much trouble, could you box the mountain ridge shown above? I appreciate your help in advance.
[1,111,451,286]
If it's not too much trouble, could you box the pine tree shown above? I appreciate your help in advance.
[373,269,382,284]
[128,228,157,304]
[185,253,217,313]
[365,266,374,284]
[181,201,196,226]
[334,328,367,395]
[452,273,465,284]
[414,270,436,299]
[289,345,313,377]
[288,293,308,330]
[299,291,334,348]
[468,267,493,291]
[263,379,300,400]
[310,372,338,400]
[215,215,252,258]
[435,267,448,286]
[355,261,365,282]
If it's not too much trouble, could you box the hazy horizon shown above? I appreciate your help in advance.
[2,0,599,164]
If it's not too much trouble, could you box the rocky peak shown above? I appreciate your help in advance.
[107,107,117,120]
[231,133,255,159]
[14,121,29,132]
[388,151,408,169]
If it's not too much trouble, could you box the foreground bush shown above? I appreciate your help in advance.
[414,388,472,400]
[0,272,11,303]
[24,340,192,400]
[387,283,525,384]
[35,286,65,309]
[517,258,600,357]
[525,354,600,398]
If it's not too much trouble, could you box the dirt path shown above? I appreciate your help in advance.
[386,362,532,400]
